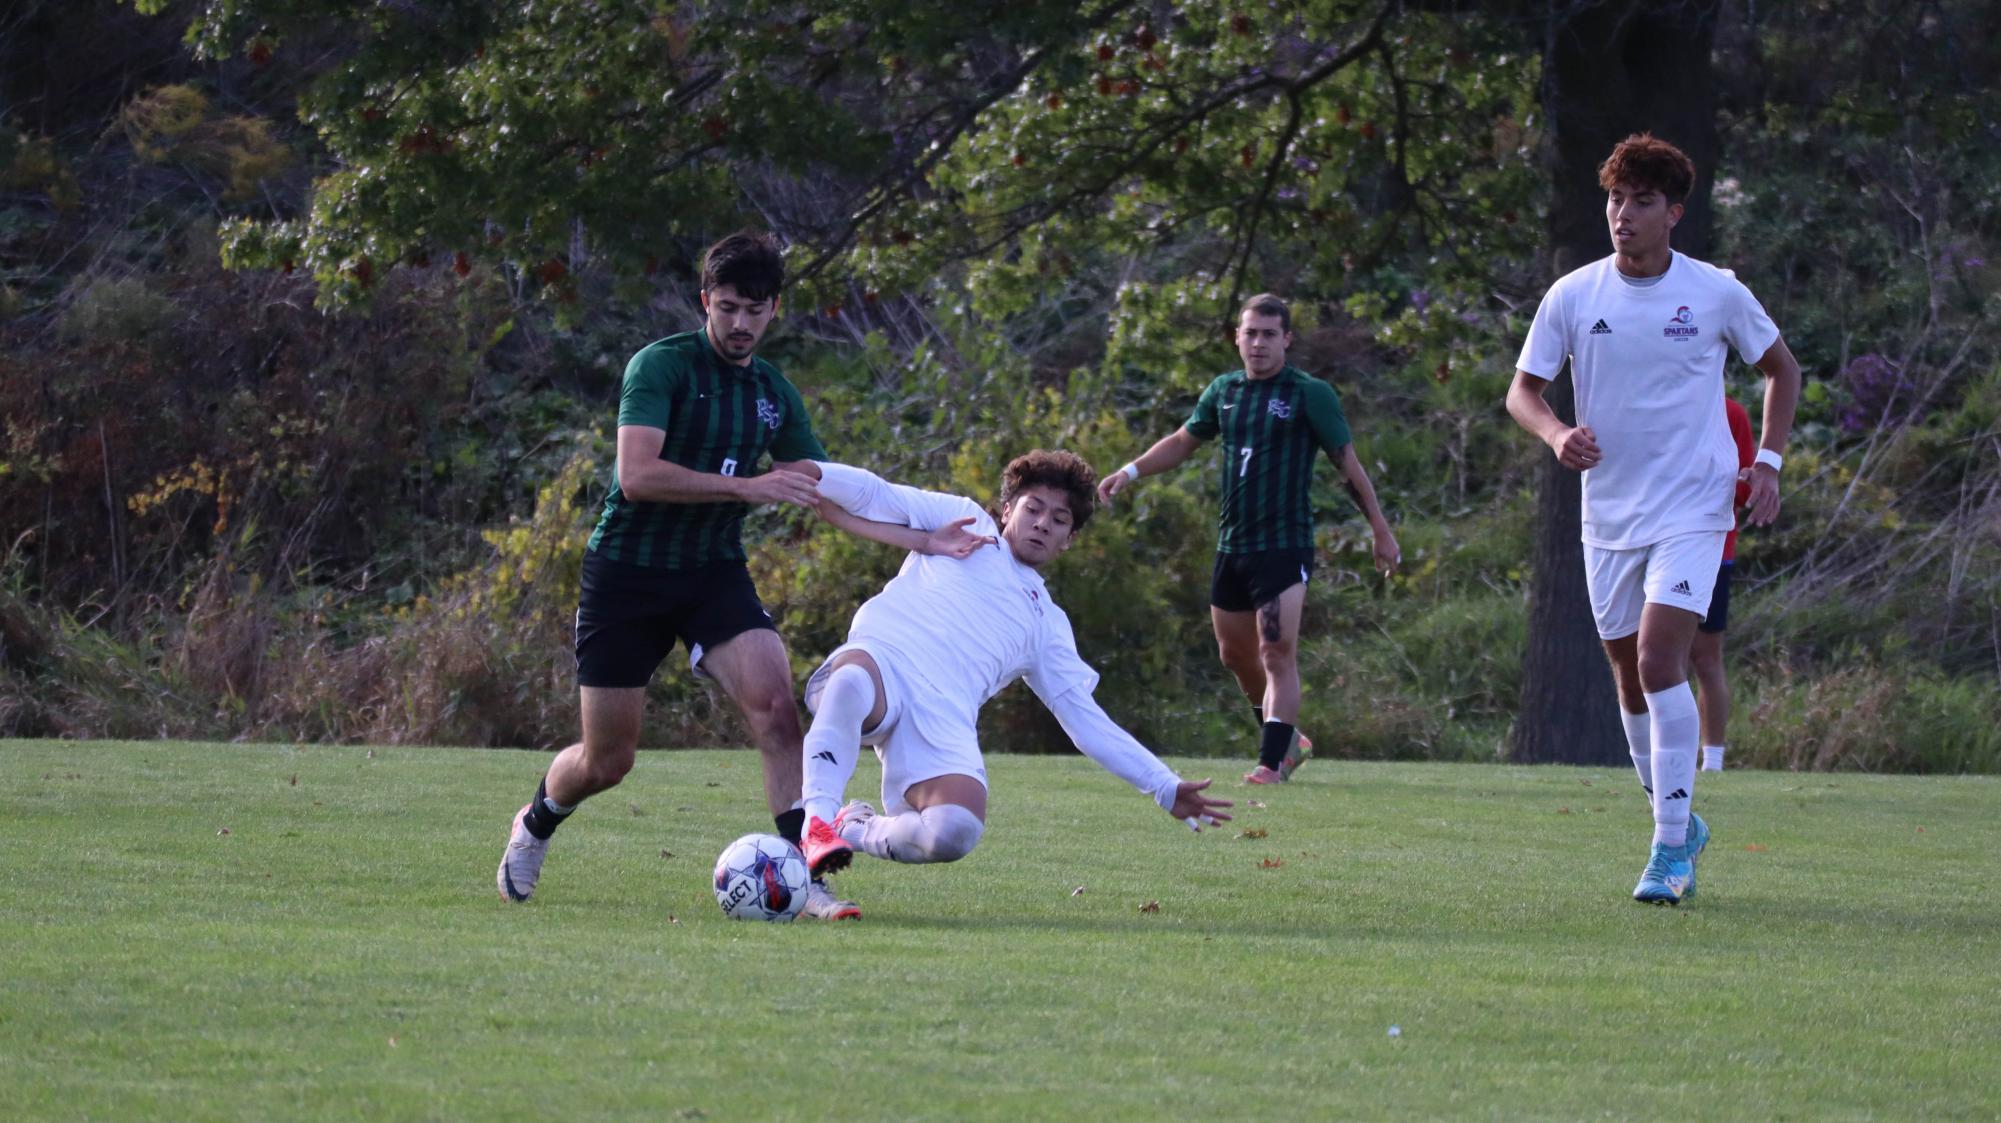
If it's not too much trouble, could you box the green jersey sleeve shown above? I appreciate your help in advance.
[766,375,829,462]
[616,348,684,430]
[1184,376,1227,440]
[1303,379,1352,455]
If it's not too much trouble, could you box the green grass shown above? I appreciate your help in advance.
[3,741,1998,1121]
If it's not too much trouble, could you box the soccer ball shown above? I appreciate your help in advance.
[712,833,810,922]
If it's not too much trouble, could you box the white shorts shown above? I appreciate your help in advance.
[803,642,988,816]
[1583,531,1728,640]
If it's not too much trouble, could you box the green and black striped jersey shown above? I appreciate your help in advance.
[1184,366,1352,553]
[587,330,828,570]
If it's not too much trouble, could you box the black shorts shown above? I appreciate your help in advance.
[1210,548,1315,613]
[1698,559,1734,634]
[574,551,777,689]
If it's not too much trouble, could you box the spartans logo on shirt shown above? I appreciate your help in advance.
[1664,306,1700,341]
[755,397,782,430]
[1267,398,1294,420]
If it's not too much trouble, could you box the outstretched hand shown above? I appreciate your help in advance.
[1096,470,1131,504]
[924,516,998,559]
[1170,779,1234,832]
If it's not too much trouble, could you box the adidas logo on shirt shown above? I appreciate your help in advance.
[1671,580,1693,597]
[1589,319,1612,335]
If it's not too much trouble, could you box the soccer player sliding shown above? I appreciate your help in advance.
[788,451,1234,912]
[1506,134,1801,905]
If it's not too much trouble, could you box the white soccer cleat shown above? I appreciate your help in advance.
[800,877,861,921]
[497,804,551,902]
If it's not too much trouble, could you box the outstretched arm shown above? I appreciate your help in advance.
[1041,687,1234,831]
[1333,445,1400,577]
[817,502,996,557]
[617,426,819,507]
[1097,427,1206,503]
[812,461,987,534]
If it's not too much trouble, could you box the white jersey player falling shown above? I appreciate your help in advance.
[799,461,1196,867]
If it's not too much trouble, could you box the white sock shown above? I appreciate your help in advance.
[1701,744,1725,771]
[1620,708,1654,810]
[801,664,872,825]
[1645,684,1700,849]
[858,804,985,864]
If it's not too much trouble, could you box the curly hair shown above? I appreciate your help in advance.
[701,231,785,301]
[998,449,1097,534]
[1597,133,1696,204]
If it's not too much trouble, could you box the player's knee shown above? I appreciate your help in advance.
[918,804,984,863]
[1256,639,1297,671]
[741,688,803,741]
[581,748,636,789]
[1635,649,1686,693]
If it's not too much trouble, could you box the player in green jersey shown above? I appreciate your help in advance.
[498,232,980,917]
[1098,294,1400,784]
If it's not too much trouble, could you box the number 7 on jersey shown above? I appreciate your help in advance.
[1238,446,1253,478]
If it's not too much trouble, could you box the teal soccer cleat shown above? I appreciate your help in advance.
[1632,841,1694,906]
[1682,813,1710,900]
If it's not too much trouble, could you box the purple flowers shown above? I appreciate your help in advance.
[1837,352,1914,433]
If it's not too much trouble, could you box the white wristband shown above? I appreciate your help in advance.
[1754,448,1783,472]
[1121,463,1141,482]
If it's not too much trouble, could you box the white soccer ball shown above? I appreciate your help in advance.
[712,833,810,922]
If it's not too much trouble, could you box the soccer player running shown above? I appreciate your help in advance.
[497,232,968,918]
[1690,397,1756,772]
[1097,294,1399,785]
[791,451,1234,899]
[1506,134,1801,905]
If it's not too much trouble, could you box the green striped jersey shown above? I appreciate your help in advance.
[587,330,827,569]
[1184,366,1352,553]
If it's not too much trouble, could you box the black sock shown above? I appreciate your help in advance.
[774,807,806,846]
[521,776,572,840]
[1258,720,1296,770]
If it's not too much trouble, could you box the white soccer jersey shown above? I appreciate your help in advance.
[812,462,1182,808]
[1517,251,1780,549]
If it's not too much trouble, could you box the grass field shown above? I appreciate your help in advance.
[3,740,1997,1121]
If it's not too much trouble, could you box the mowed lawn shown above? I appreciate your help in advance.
[3,740,1997,1121]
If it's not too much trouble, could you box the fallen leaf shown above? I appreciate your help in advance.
[1916,826,1925,833]
[628,803,644,816]
[1556,807,1571,814]
[667,915,679,925]
[1744,843,1767,852]
[1248,800,1268,809]
[216,827,231,836]
[660,849,675,859]
[1071,886,1086,896]
[288,774,297,786]
[1579,779,1594,787]
[1236,827,1269,839]
[1138,900,1161,913]
[1258,857,1285,869]
[704,782,721,788]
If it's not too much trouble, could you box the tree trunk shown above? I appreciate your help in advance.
[1511,0,1722,764]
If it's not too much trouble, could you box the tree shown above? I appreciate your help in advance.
[1508,0,1721,765]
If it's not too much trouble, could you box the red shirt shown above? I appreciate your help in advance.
[1724,398,1755,561]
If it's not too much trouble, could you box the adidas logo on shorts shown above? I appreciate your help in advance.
[1590,319,1613,335]
[1671,580,1693,597]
